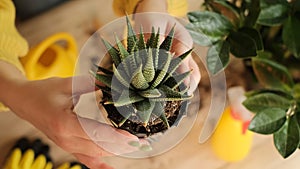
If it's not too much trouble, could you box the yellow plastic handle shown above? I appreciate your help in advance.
[24,32,77,75]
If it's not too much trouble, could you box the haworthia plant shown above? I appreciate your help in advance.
[92,16,193,128]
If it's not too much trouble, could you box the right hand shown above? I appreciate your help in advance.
[3,75,142,169]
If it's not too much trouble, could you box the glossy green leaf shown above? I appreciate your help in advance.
[207,40,230,74]
[213,0,240,20]
[249,108,286,134]
[282,16,300,58]
[186,23,213,46]
[243,93,291,113]
[252,57,294,91]
[274,116,300,158]
[238,27,264,51]
[227,31,257,58]
[293,84,300,100]
[257,3,289,26]
[187,11,233,43]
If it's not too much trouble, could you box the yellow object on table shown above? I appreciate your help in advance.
[20,33,78,80]
[211,87,253,162]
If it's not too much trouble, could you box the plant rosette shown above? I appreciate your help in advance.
[91,16,193,139]
[74,13,200,158]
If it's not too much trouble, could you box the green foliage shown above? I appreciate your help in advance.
[188,0,300,158]
[92,16,192,128]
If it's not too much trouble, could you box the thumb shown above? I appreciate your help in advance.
[65,75,95,96]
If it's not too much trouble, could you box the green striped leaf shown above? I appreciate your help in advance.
[151,52,172,88]
[143,49,155,83]
[101,38,121,66]
[126,15,137,53]
[160,25,175,51]
[131,64,150,90]
[115,90,145,107]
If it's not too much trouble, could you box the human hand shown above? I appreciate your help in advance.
[2,74,142,169]
[134,0,201,94]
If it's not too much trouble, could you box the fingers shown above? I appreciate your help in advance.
[73,153,114,169]
[63,75,95,96]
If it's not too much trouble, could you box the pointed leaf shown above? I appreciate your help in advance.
[252,57,294,91]
[207,40,230,75]
[101,38,121,66]
[274,116,300,158]
[249,108,286,134]
[160,26,175,51]
[114,90,144,107]
[126,15,137,52]
[90,70,112,87]
[131,64,149,90]
[169,71,192,90]
[155,85,192,101]
[152,102,169,128]
[135,100,155,125]
[168,49,192,75]
[138,26,146,50]
[146,27,157,48]
[93,64,113,75]
[143,49,155,83]
[139,89,161,98]
[112,64,131,88]
[115,35,129,60]
[151,52,172,88]
[243,93,291,113]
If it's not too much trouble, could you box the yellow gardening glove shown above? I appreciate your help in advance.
[56,162,88,169]
[0,0,29,111]
[3,138,53,169]
[0,0,29,67]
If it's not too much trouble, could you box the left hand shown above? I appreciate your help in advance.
[134,0,201,94]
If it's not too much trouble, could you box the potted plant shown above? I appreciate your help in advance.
[186,0,300,158]
[91,16,193,138]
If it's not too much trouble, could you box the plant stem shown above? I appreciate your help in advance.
[244,0,260,28]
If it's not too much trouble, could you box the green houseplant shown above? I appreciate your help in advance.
[187,0,300,158]
[91,17,193,138]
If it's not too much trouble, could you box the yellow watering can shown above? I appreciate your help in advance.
[20,32,78,80]
[211,86,253,162]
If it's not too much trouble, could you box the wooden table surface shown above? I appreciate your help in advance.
[1,0,300,168]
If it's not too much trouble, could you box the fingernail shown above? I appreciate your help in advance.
[128,141,140,147]
[139,144,152,151]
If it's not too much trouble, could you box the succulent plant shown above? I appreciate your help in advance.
[91,16,193,137]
